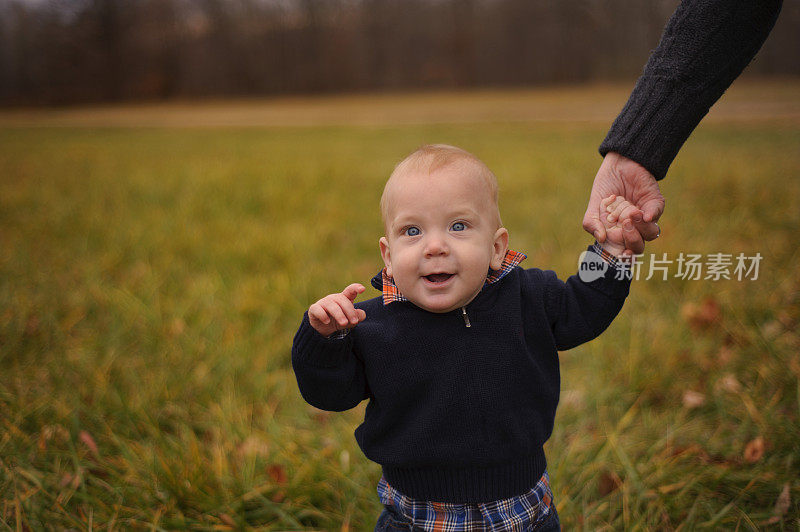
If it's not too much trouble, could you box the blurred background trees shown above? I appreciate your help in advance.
[1,0,798,106]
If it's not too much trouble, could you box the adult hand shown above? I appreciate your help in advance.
[582,152,665,255]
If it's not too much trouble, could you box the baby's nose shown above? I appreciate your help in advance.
[424,235,449,256]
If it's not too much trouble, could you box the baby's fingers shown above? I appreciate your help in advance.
[318,297,352,328]
[616,204,642,226]
[600,195,617,211]
[342,283,365,302]
[331,293,363,326]
[622,219,645,254]
[606,197,629,222]
[308,302,332,325]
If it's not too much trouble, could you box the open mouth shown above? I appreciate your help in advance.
[424,273,454,283]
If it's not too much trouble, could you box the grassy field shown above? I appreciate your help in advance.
[1,82,799,530]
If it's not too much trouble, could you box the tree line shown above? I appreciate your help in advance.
[1,0,797,106]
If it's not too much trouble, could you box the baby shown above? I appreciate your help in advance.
[292,144,643,530]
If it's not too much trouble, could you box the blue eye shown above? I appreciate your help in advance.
[451,222,466,231]
[405,226,420,236]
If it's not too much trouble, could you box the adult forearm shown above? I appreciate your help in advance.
[600,0,782,180]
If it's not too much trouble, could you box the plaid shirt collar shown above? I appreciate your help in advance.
[376,249,527,305]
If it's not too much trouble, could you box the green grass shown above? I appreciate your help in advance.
[1,92,799,530]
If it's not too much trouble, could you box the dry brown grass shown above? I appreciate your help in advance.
[0,78,798,128]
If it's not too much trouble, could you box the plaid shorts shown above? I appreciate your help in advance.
[376,470,558,531]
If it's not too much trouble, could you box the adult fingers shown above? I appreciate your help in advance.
[622,219,645,254]
[582,194,607,243]
[627,208,661,241]
[633,218,661,241]
[639,196,665,224]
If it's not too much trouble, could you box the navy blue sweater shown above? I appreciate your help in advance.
[292,250,630,503]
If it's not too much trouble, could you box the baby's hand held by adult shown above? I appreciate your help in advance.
[599,195,644,257]
[308,283,367,337]
[583,152,664,253]
[604,194,643,225]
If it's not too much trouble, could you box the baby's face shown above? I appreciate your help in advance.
[379,164,508,313]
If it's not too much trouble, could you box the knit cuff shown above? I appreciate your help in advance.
[292,313,354,368]
[599,76,702,181]
[590,241,629,271]
[580,244,631,299]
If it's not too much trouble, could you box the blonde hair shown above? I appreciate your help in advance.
[380,144,502,229]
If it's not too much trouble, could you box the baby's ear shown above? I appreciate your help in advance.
[490,228,509,270]
[379,237,393,278]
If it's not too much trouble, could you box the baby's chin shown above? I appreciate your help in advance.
[400,293,458,313]
[408,293,479,314]
[417,302,461,313]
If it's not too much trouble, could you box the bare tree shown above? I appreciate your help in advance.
[0,0,795,106]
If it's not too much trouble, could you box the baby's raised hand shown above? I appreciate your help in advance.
[308,283,367,337]
[599,195,644,257]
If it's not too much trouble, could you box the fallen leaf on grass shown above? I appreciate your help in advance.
[88,466,110,479]
[760,320,782,340]
[743,437,765,463]
[24,314,40,336]
[219,513,236,528]
[168,317,186,337]
[790,357,800,378]
[60,471,82,489]
[668,443,715,464]
[312,411,330,425]
[38,424,69,451]
[79,431,99,457]
[681,296,721,330]
[763,483,791,525]
[561,389,585,410]
[267,464,287,485]
[716,345,734,365]
[598,470,623,496]
[236,435,269,459]
[777,311,794,328]
[717,373,741,393]
[774,482,791,514]
[682,390,706,409]
[657,481,686,494]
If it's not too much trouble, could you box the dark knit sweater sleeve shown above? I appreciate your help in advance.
[539,252,631,351]
[291,313,369,412]
[599,0,782,180]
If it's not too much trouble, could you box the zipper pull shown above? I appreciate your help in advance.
[461,306,471,328]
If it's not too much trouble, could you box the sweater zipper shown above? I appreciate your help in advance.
[461,306,471,328]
